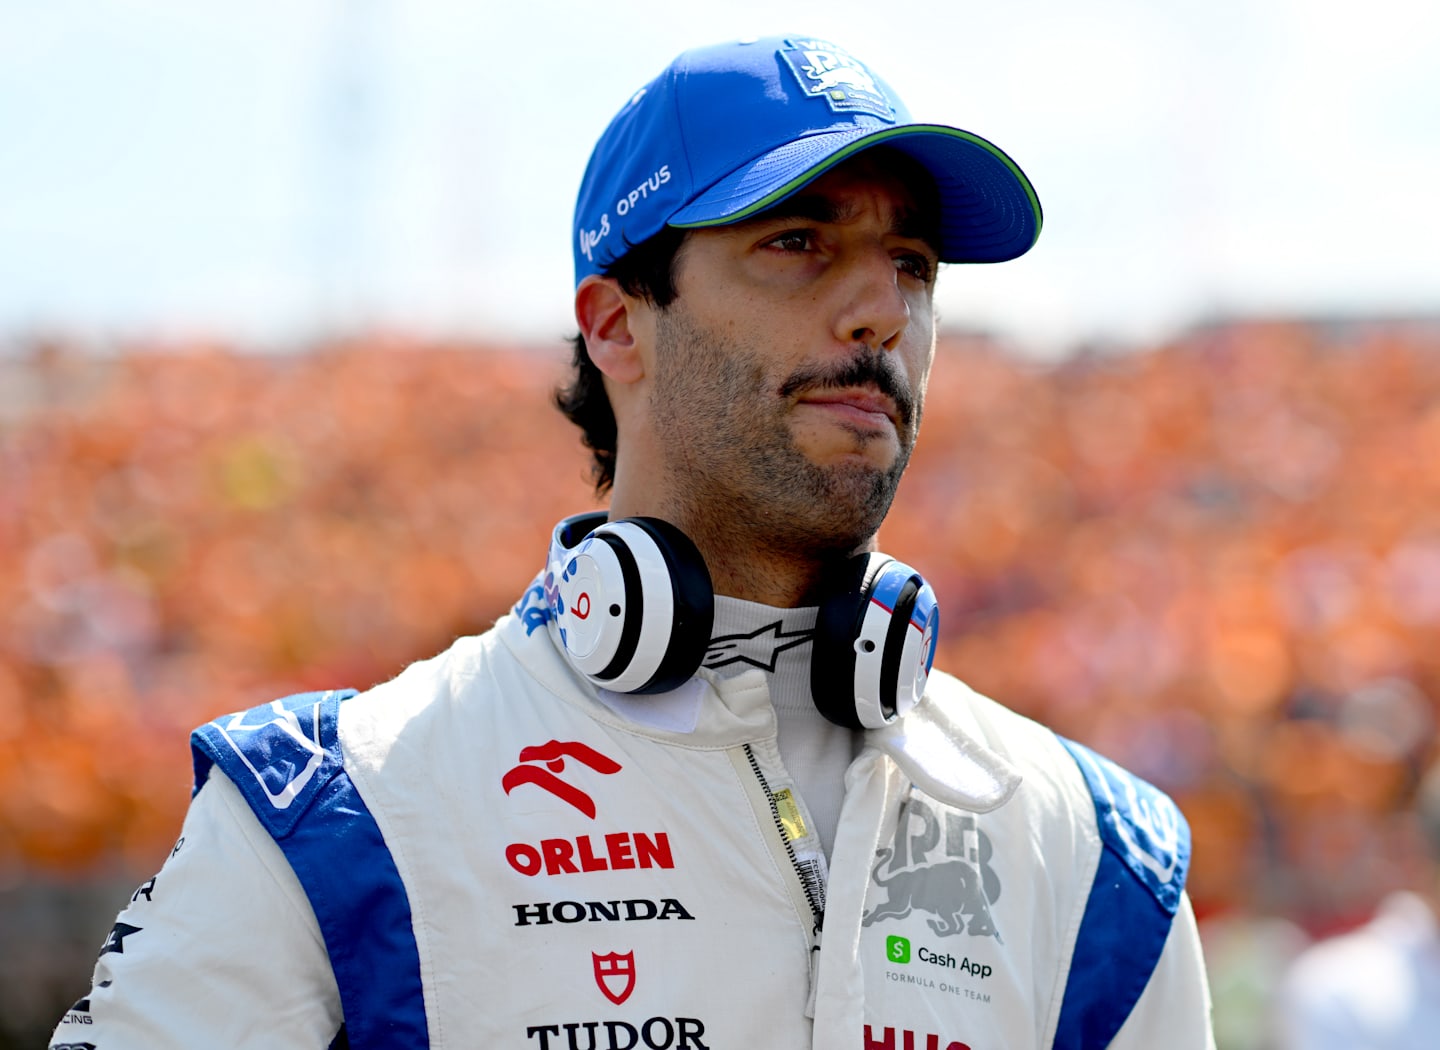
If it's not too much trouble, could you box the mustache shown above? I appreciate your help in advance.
[779,351,917,430]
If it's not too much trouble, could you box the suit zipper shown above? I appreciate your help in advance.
[740,743,826,930]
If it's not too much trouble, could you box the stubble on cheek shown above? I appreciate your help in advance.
[648,309,914,551]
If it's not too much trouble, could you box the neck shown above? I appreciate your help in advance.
[604,498,875,608]
[693,531,848,607]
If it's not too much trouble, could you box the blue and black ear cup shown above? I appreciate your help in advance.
[546,512,715,695]
[811,554,940,730]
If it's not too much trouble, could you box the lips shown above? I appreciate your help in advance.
[779,352,914,433]
[796,387,898,429]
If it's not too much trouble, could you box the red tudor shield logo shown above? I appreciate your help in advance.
[592,951,636,1005]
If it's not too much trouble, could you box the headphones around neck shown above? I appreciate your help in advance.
[544,512,939,730]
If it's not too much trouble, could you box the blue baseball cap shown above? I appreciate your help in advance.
[573,34,1043,285]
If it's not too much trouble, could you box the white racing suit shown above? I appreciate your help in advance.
[53,578,1214,1049]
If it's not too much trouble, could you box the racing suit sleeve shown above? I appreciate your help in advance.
[1105,892,1216,1050]
[49,768,342,1050]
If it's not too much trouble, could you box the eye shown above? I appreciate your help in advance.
[894,251,936,284]
[764,229,816,253]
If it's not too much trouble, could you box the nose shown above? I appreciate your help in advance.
[833,247,910,352]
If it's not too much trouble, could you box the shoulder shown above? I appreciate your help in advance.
[924,673,1203,1043]
[927,669,1191,915]
[921,671,1091,820]
[187,625,508,829]
[189,687,358,838]
[188,606,600,832]
[339,605,603,755]
[929,672,1070,765]
[1053,733,1191,916]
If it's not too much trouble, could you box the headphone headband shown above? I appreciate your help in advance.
[545,513,938,726]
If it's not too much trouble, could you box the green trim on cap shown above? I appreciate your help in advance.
[668,124,1043,242]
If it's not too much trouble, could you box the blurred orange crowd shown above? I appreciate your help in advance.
[3,320,1438,935]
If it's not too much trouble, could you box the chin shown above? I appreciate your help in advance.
[802,442,901,477]
[814,466,902,538]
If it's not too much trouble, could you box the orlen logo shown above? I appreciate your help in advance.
[502,740,621,818]
[502,739,675,879]
[505,832,674,878]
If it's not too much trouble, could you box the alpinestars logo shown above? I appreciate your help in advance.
[703,620,814,672]
[863,795,1002,940]
[593,951,636,1005]
[502,740,622,818]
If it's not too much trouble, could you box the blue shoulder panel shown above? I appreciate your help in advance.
[191,691,430,1049]
[191,690,356,834]
[1053,737,1192,1049]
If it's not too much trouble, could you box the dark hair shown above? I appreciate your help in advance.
[555,224,689,495]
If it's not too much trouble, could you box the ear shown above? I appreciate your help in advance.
[575,275,647,384]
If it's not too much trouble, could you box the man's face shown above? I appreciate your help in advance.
[644,152,939,558]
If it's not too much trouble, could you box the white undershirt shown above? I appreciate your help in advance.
[703,595,861,859]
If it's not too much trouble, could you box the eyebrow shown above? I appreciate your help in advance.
[745,192,941,254]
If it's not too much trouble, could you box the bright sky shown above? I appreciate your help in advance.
[2,0,1437,356]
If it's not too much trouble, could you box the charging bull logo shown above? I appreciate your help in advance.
[806,61,876,95]
[781,39,894,119]
[863,795,1002,941]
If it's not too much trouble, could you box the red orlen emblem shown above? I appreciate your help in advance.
[501,740,622,819]
[593,950,636,1005]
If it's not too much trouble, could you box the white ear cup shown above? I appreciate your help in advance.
[551,526,641,678]
[853,558,938,727]
[813,555,940,729]
[546,513,713,695]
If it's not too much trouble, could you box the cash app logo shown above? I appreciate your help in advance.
[886,934,911,963]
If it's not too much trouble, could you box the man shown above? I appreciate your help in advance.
[1275,760,1440,1049]
[53,35,1214,1049]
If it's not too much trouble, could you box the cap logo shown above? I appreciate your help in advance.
[578,213,611,264]
[614,165,671,217]
[781,39,894,120]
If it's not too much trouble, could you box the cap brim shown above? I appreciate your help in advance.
[669,124,1042,264]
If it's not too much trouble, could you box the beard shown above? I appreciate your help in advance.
[647,305,922,560]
